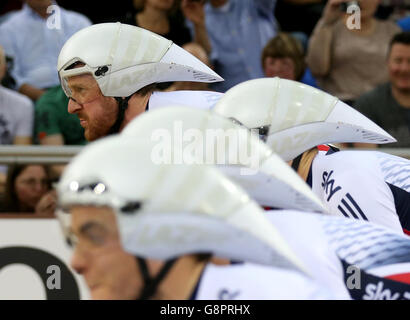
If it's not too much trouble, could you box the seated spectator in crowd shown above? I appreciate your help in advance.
[165,42,211,91]
[306,0,400,104]
[0,45,34,192]
[0,164,55,216]
[121,0,192,46]
[261,32,317,87]
[0,0,91,101]
[353,32,410,148]
[0,45,33,146]
[182,0,279,92]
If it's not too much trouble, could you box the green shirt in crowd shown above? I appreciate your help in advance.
[34,85,87,145]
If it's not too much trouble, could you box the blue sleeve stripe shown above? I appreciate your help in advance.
[337,205,351,218]
[341,198,359,219]
[346,193,368,221]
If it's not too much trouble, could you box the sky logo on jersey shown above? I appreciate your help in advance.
[321,170,342,202]
[363,282,406,300]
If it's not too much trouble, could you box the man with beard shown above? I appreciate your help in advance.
[57,22,223,142]
[354,32,410,148]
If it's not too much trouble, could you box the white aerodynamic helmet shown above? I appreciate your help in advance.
[57,22,223,98]
[121,106,326,213]
[57,136,308,276]
[213,78,396,161]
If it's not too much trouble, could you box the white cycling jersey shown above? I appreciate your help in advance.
[308,147,410,235]
[148,90,223,111]
[265,209,410,300]
[192,261,342,300]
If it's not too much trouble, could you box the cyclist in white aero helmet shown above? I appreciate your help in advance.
[57,22,224,141]
[56,136,340,300]
[121,105,325,213]
[213,78,410,235]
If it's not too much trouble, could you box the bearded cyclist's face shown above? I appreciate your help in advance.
[67,74,118,141]
[69,206,140,299]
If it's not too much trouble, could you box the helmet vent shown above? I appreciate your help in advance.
[121,201,142,214]
[95,66,109,77]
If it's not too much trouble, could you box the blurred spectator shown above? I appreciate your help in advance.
[261,32,317,87]
[165,42,211,91]
[182,0,279,92]
[121,0,192,46]
[306,0,400,104]
[0,0,91,101]
[353,31,410,148]
[0,164,55,216]
[0,44,34,193]
[0,45,33,146]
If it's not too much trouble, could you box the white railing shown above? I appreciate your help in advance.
[0,146,408,164]
[0,146,83,164]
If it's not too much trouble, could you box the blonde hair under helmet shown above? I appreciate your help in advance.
[57,22,223,98]
[213,78,396,161]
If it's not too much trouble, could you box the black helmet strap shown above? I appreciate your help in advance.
[136,257,178,300]
[108,96,132,135]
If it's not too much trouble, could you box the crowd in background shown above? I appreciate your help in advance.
[0,0,410,213]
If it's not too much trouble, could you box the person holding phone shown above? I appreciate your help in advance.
[306,0,400,105]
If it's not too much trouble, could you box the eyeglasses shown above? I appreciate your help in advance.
[56,207,113,250]
[69,89,101,106]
